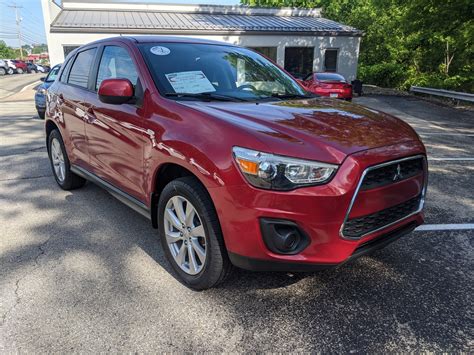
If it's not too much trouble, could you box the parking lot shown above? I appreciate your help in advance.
[0,76,472,352]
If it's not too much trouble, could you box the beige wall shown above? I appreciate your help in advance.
[45,32,361,80]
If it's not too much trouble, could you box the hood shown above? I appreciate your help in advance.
[180,98,419,164]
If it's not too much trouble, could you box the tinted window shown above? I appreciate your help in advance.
[63,45,80,58]
[249,47,277,62]
[46,65,61,82]
[68,48,96,88]
[284,47,314,79]
[96,46,138,90]
[316,73,346,82]
[324,49,338,72]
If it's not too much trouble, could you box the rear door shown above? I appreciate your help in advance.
[55,47,97,168]
[82,44,147,201]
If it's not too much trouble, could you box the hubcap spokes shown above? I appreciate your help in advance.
[164,196,207,275]
[51,138,65,182]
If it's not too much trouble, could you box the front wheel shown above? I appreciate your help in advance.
[47,130,86,190]
[157,177,232,290]
[16,68,23,74]
[7,68,13,75]
[0,68,5,75]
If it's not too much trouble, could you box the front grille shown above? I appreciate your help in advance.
[361,157,424,190]
[342,195,421,239]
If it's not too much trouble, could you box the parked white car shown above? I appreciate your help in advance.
[0,59,8,75]
[36,64,46,73]
[6,60,16,75]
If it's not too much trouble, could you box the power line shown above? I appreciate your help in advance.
[7,2,24,59]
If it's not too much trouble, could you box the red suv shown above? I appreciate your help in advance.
[45,37,427,289]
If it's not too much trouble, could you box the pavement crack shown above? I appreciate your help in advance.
[0,174,52,182]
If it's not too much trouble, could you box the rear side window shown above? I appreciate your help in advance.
[96,46,138,90]
[68,48,97,88]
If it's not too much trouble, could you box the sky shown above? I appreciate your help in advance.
[0,0,240,48]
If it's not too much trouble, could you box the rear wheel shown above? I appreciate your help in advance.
[157,177,232,290]
[7,68,13,75]
[47,130,86,190]
[16,68,23,74]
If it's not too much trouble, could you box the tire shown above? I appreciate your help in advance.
[47,130,86,190]
[37,110,45,120]
[157,177,232,290]
[7,68,13,75]
[16,68,23,74]
[0,67,5,76]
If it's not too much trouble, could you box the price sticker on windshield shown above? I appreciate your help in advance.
[165,71,216,94]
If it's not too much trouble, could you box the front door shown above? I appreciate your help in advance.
[83,45,147,201]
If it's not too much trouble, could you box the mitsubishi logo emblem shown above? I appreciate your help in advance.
[393,164,403,181]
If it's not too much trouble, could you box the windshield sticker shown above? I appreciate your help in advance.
[165,71,216,94]
[150,46,170,56]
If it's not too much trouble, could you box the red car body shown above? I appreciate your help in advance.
[45,37,427,281]
[12,60,28,73]
[303,72,353,100]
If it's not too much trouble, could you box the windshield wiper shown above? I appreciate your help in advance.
[164,92,246,102]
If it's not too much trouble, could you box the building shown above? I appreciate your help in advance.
[41,0,362,80]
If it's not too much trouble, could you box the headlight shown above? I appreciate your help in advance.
[233,147,338,190]
[37,88,47,95]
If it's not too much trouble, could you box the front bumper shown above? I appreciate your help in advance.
[35,92,46,111]
[229,221,418,271]
[208,141,426,270]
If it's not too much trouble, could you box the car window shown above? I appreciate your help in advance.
[315,73,346,82]
[68,48,97,88]
[96,46,138,90]
[46,65,61,82]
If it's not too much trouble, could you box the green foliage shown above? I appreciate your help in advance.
[0,41,16,58]
[241,0,474,92]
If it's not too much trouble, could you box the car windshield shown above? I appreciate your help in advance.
[46,65,60,82]
[315,73,346,82]
[139,42,308,101]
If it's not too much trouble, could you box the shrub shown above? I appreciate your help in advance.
[358,63,407,88]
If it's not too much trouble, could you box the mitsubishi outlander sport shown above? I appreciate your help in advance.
[44,36,427,289]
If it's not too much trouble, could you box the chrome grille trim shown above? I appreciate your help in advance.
[340,155,427,240]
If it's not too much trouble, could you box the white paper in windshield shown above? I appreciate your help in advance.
[165,71,216,94]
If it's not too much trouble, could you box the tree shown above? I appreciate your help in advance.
[240,0,474,92]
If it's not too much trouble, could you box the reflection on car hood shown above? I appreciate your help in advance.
[180,97,419,163]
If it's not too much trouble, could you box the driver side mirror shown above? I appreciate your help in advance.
[98,78,134,105]
[40,77,45,82]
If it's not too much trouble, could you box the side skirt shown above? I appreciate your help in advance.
[71,165,151,220]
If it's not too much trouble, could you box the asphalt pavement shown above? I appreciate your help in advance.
[0,81,472,352]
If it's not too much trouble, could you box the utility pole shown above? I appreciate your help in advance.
[8,3,23,59]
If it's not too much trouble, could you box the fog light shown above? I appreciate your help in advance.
[260,218,310,255]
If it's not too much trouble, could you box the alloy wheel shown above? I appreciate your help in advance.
[164,195,207,275]
[51,138,66,182]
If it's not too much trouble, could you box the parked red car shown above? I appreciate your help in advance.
[45,37,427,289]
[302,72,353,100]
[11,60,28,74]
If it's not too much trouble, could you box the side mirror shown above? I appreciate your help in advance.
[40,77,45,82]
[98,78,133,105]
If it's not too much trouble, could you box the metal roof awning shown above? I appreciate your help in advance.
[51,9,362,36]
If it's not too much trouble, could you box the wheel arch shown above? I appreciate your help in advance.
[150,162,215,229]
[45,119,60,153]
